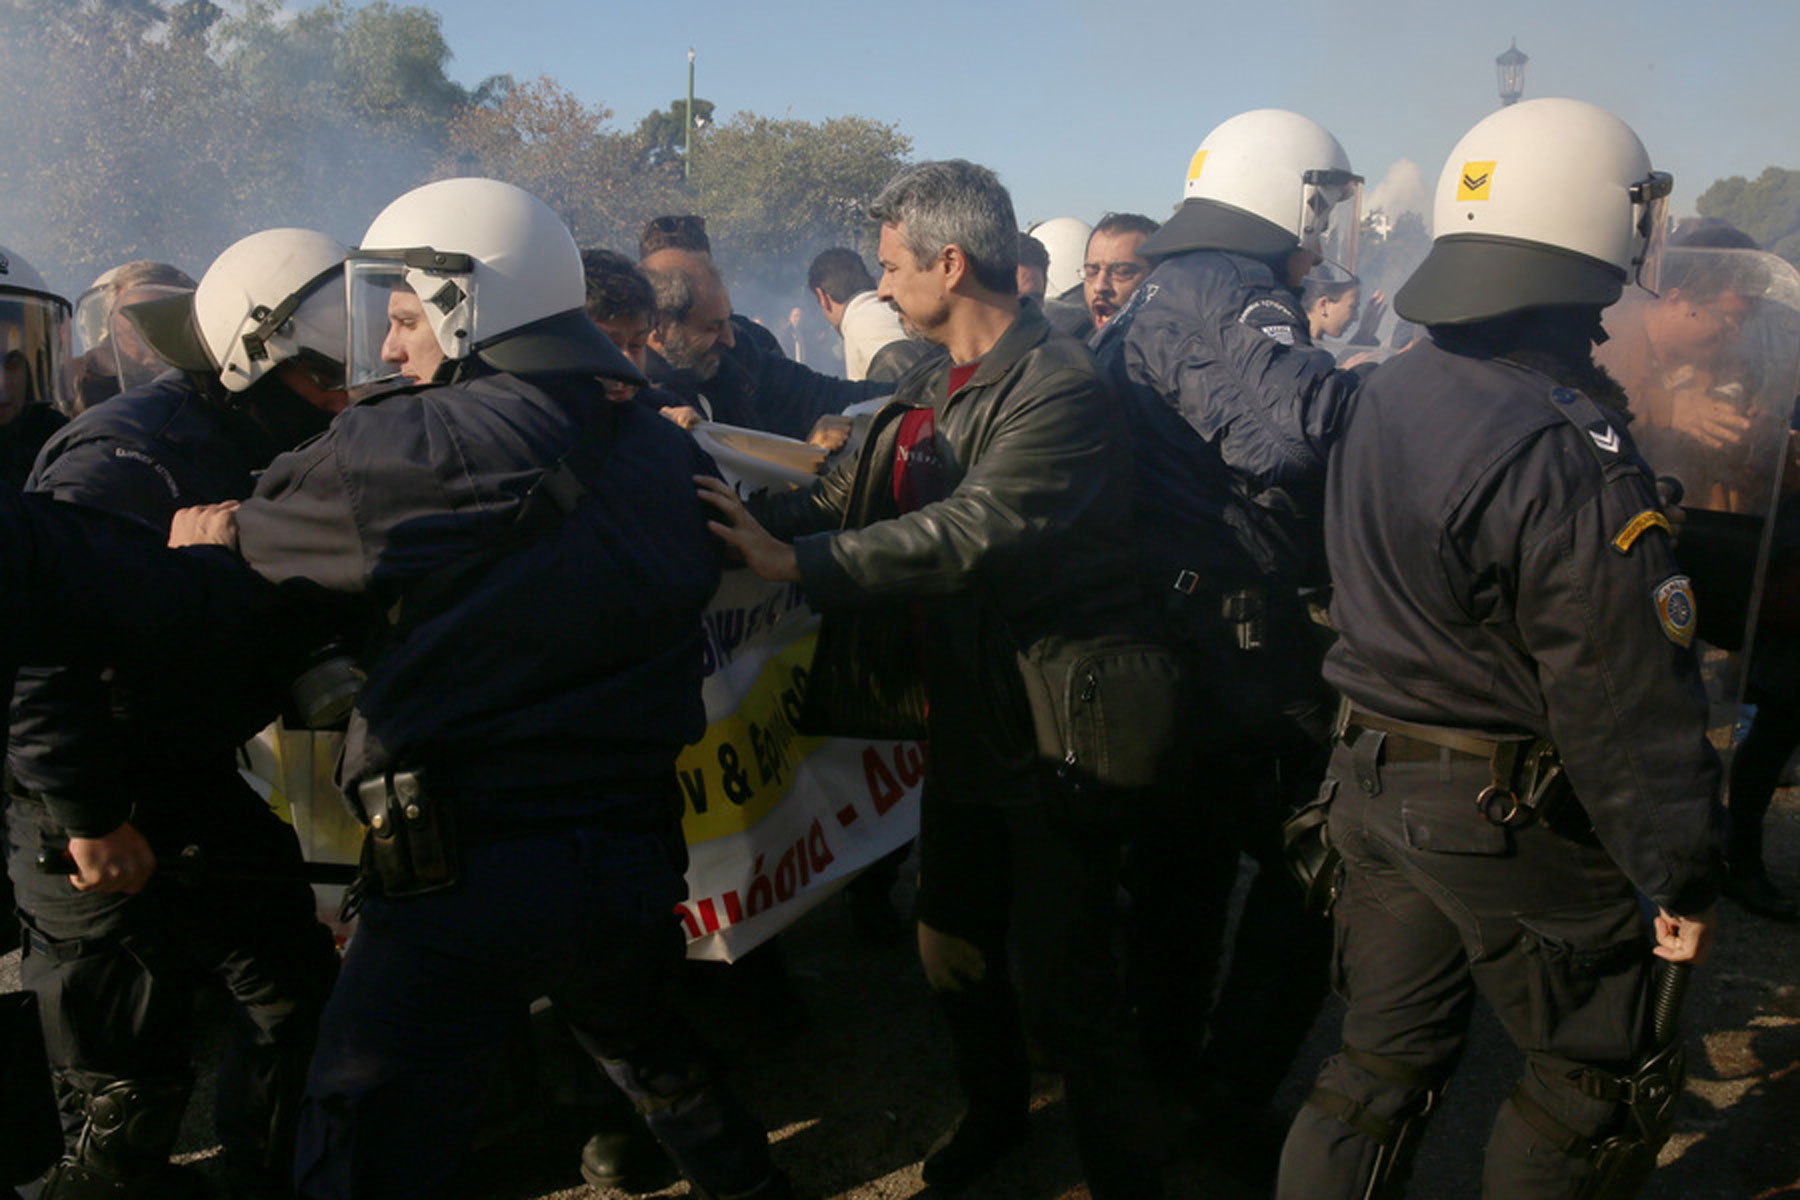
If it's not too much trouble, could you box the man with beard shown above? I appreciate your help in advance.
[641,248,886,444]
[6,228,347,1200]
[1079,213,1158,335]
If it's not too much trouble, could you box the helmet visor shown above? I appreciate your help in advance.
[345,250,476,394]
[104,284,192,392]
[0,293,73,418]
[1300,170,1363,273]
[1631,171,1675,296]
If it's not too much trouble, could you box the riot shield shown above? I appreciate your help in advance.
[1598,248,1800,748]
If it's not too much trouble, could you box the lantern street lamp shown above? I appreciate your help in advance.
[1496,39,1529,107]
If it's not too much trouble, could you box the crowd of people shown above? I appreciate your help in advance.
[0,93,1793,1200]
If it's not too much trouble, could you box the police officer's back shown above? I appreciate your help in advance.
[1278,99,1721,1200]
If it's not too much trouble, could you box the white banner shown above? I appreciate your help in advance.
[255,420,923,962]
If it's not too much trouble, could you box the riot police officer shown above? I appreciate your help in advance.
[5,229,349,1199]
[177,178,789,1200]
[1277,98,1721,1200]
[0,244,72,484]
[1089,109,1368,1170]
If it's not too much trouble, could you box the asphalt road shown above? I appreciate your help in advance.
[5,789,1797,1199]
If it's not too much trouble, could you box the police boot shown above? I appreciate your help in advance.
[579,1111,676,1194]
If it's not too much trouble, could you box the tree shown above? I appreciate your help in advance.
[443,78,686,254]
[1698,167,1800,267]
[0,0,477,291]
[635,98,716,172]
[690,113,911,295]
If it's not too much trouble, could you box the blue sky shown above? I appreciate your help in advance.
[425,0,1789,229]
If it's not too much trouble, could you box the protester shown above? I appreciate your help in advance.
[806,246,937,383]
[699,158,1181,1199]
[1080,212,1158,333]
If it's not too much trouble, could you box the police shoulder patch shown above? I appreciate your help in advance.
[1239,297,1302,345]
[1652,575,1697,648]
[1611,509,1672,555]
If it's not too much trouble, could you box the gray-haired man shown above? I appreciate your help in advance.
[699,159,1177,1199]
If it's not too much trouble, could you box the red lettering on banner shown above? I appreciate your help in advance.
[864,746,902,812]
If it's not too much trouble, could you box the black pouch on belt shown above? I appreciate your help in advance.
[355,768,460,898]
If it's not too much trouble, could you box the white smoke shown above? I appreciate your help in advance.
[1365,158,1431,226]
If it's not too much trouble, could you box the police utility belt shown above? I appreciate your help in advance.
[1336,701,1577,830]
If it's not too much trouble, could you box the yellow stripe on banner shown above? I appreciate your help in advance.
[677,632,828,845]
[1611,509,1673,554]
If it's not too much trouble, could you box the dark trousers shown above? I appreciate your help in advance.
[1128,728,1333,1112]
[1728,692,1800,870]
[4,789,339,1194]
[293,826,773,1200]
[1278,737,1656,1200]
[915,777,1166,1200]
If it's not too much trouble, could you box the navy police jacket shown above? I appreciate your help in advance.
[1324,334,1723,915]
[233,369,723,824]
[1095,248,1365,588]
[8,374,312,837]
[0,486,281,792]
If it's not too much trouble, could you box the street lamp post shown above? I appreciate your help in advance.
[1496,39,1529,107]
[684,47,695,181]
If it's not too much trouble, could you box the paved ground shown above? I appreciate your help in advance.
[5,790,1797,1199]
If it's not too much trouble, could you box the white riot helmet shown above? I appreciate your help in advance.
[347,177,642,388]
[1026,217,1093,298]
[0,243,74,414]
[1138,109,1362,269]
[126,229,348,395]
[1395,98,1672,325]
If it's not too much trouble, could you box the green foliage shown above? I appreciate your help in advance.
[691,113,911,294]
[1697,168,1800,268]
[0,0,915,310]
[442,77,686,254]
[635,98,716,171]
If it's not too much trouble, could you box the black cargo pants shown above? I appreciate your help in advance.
[1277,731,1656,1200]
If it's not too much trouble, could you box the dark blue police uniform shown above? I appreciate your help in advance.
[1277,328,1724,1198]
[232,367,778,1200]
[5,375,340,1198]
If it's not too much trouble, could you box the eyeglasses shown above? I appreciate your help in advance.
[1082,261,1148,285]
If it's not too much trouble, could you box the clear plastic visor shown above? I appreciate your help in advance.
[1631,172,1675,296]
[344,252,474,396]
[79,283,193,392]
[1300,170,1363,274]
[1,294,73,418]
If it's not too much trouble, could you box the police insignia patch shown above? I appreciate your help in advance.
[1612,509,1672,555]
[1653,575,1697,648]
[1240,298,1301,345]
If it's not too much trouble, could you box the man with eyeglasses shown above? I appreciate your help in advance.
[1081,213,1158,332]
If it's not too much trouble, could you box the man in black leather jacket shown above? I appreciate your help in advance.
[700,159,1176,1200]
